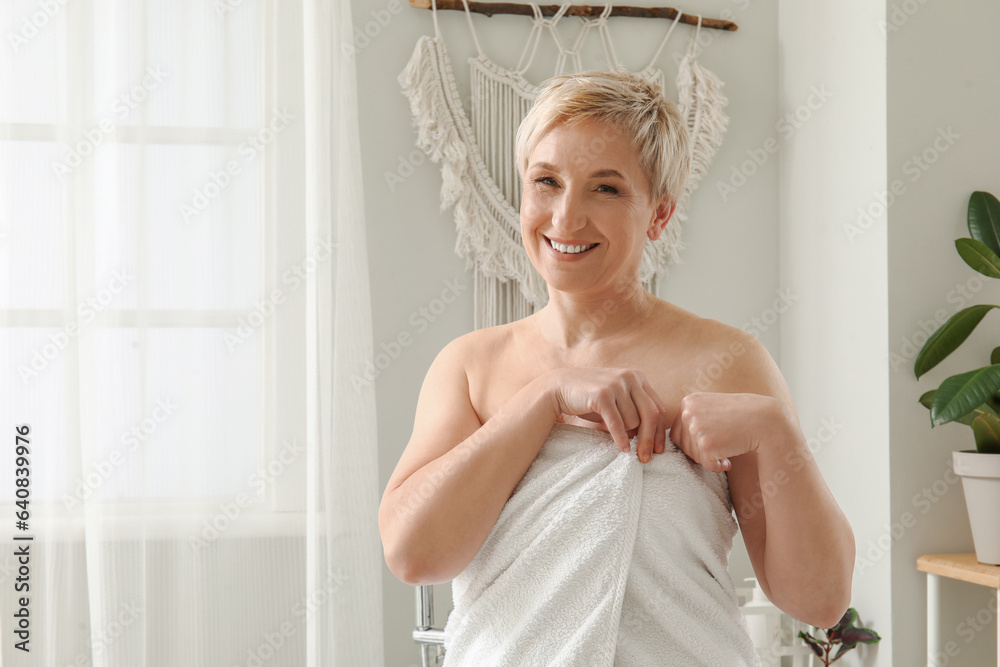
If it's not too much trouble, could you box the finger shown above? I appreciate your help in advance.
[636,376,668,455]
[702,457,731,474]
[630,386,661,463]
[654,420,667,453]
[579,411,607,427]
[599,399,631,454]
[613,383,642,434]
[670,415,703,467]
[668,410,685,454]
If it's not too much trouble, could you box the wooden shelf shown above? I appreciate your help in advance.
[917,553,1000,589]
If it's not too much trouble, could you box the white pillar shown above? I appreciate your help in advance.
[926,573,940,666]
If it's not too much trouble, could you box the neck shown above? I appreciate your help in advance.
[536,279,655,352]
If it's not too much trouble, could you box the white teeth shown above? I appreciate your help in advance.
[549,239,597,254]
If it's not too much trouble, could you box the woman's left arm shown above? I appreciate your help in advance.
[667,331,855,629]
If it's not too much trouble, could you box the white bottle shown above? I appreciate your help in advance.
[741,577,780,666]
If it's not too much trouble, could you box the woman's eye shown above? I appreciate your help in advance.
[533,176,557,186]
[596,184,619,194]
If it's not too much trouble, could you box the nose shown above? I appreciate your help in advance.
[551,186,587,235]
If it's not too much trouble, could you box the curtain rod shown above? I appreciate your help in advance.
[408,1,739,31]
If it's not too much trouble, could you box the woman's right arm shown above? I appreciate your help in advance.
[378,334,561,586]
[378,334,671,586]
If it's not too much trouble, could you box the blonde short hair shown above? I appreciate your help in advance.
[515,68,690,207]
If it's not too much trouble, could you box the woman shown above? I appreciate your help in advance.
[379,69,854,662]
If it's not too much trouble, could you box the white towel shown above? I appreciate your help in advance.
[441,422,761,667]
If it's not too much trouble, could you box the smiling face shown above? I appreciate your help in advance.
[521,118,674,298]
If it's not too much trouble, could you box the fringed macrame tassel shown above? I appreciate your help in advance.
[474,269,542,329]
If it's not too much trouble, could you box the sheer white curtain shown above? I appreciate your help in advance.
[0,0,383,664]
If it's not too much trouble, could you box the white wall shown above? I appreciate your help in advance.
[887,1,1000,665]
[348,1,782,664]
[776,1,892,664]
[778,1,1000,665]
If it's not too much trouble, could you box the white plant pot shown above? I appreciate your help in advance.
[953,450,1000,565]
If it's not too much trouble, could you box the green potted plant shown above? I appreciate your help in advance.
[914,190,1000,565]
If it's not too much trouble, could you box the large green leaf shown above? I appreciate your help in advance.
[931,365,1000,426]
[913,305,998,378]
[992,346,1000,366]
[968,191,1000,257]
[956,238,1000,278]
[918,390,936,410]
[920,389,1000,426]
[972,413,1000,454]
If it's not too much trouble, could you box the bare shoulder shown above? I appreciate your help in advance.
[382,328,488,498]
[428,321,518,380]
[383,320,530,495]
[450,321,517,366]
[652,306,791,405]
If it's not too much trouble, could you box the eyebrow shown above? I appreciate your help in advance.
[529,162,627,180]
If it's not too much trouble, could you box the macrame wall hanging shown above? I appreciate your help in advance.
[400,1,736,329]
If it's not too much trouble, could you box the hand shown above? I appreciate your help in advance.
[547,367,670,462]
[668,392,782,473]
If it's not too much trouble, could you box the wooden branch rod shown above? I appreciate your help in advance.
[408,0,739,31]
